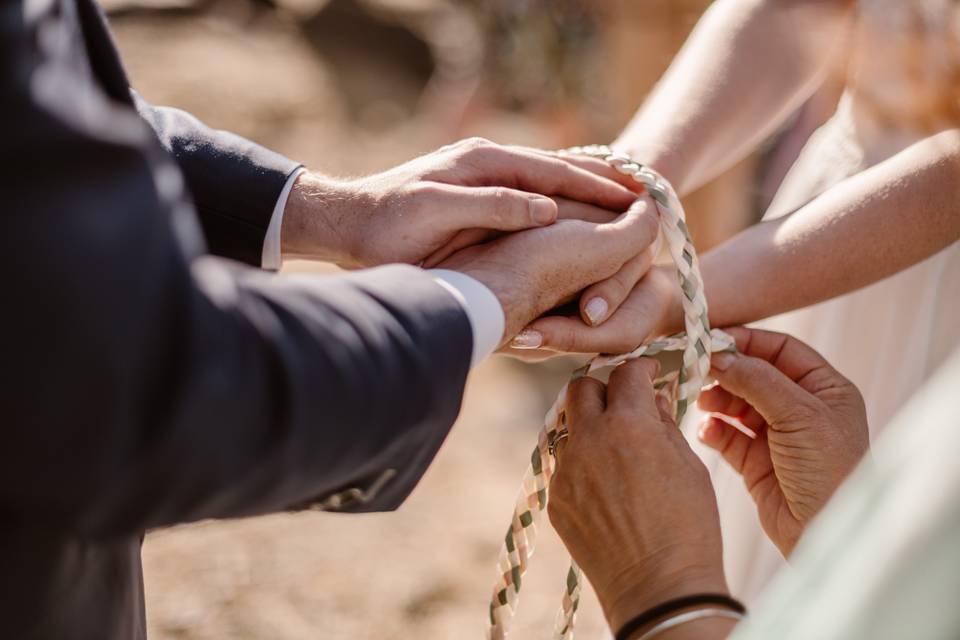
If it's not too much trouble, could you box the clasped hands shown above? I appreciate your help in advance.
[280,137,668,345]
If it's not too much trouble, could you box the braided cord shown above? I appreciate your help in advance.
[487,145,734,640]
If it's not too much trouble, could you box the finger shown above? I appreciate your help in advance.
[710,351,816,427]
[421,228,494,268]
[555,197,622,224]
[579,249,654,326]
[595,196,661,263]
[431,184,559,234]
[721,327,850,393]
[520,146,646,194]
[698,384,766,433]
[496,343,562,362]
[518,275,663,354]
[427,197,622,268]
[698,384,751,420]
[516,315,642,355]
[606,358,660,418]
[565,376,606,428]
[698,415,765,476]
[452,141,637,211]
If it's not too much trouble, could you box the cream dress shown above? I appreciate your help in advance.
[690,0,960,603]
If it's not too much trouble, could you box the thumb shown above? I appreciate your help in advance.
[597,195,660,262]
[710,351,816,428]
[434,184,558,233]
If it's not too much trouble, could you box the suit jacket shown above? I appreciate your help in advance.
[0,1,473,638]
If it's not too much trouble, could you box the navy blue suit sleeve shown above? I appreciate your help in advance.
[2,3,472,538]
[134,92,301,267]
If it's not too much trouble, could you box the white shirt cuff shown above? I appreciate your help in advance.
[430,269,505,367]
[262,167,306,270]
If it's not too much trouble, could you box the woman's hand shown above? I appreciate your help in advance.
[548,359,729,634]
[697,327,870,557]
[506,264,682,357]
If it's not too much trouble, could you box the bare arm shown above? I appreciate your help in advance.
[698,128,960,330]
[614,0,855,196]
[518,129,960,354]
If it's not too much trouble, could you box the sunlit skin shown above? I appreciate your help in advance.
[550,328,869,638]
[510,0,960,356]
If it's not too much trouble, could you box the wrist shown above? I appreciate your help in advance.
[625,614,739,640]
[649,264,685,337]
[280,171,366,267]
[603,564,729,634]
[610,141,686,198]
[452,266,528,345]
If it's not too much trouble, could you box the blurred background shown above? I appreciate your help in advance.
[101,0,836,637]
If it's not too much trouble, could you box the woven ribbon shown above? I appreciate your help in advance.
[487,145,735,639]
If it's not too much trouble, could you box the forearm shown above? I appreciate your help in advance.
[279,170,369,266]
[688,130,960,330]
[614,0,854,195]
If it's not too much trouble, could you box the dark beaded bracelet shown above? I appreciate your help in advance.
[615,593,746,640]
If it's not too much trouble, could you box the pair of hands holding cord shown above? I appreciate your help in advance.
[279,137,656,341]
[549,327,869,637]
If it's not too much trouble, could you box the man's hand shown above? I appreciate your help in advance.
[279,138,638,269]
[548,359,731,635]
[438,197,660,343]
[697,327,870,556]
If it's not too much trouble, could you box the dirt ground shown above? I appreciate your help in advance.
[104,2,713,637]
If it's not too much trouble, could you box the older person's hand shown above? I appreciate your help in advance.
[697,327,869,557]
[548,358,733,637]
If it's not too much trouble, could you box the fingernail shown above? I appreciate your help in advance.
[511,329,543,349]
[530,197,557,225]
[712,352,737,372]
[584,297,608,326]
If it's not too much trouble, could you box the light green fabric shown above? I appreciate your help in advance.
[731,348,960,640]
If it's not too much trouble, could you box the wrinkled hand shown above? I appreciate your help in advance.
[697,327,870,556]
[506,264,680,358]
[548,359,730,634]
[438,197,660,343]
[280,138,638,269]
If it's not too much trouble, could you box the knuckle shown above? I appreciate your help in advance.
[600,272,631,303]
[410,183,444,202]
[782,398,823,424]
[460,136,492,154]
[574,376,603,392]
[487,186,517,220]
[641,202,660,240]
[603,406,633,426]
